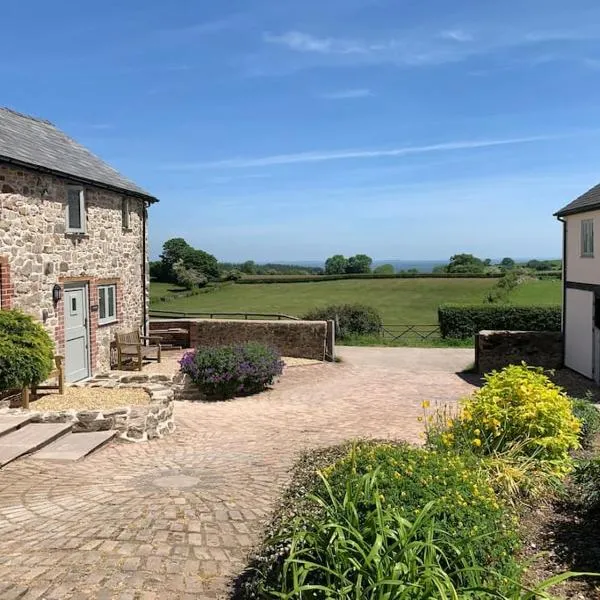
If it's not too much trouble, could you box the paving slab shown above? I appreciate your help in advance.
[0,414,33,437]
[33,430,116,461]
[0,423,72,467]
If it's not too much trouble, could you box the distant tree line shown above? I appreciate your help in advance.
[150,239,561,290]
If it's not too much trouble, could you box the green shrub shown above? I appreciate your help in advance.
[573,458,600,509]
[179,342,284,399]
[268,469,520,599]
[0,309,54,390]
[427,365,580,477]
[237,272,502,284]
[438,304,561,339]
[572,396,600,448]
[303,303,382,339]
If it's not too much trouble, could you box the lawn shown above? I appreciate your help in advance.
[149,278,561,324]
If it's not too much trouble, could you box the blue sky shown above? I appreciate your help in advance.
[4,0,600,262]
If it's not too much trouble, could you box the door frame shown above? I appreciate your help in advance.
[64,282,91,382]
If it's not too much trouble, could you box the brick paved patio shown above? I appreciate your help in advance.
[0,347,474,599]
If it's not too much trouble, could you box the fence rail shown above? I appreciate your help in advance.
[379,324,441,341]
[149,310,301,321]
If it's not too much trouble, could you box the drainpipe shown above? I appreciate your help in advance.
[556,215,567,365]
[142,201,148,339]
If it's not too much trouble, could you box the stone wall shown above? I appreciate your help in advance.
[1,374,175,442]
[476,330,564,374]
[0,163,149,373]
[151,318,330,360]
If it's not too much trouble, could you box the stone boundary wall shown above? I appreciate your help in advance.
[0,374,175,442]
[475,330,563,374]
[151,318,331,361]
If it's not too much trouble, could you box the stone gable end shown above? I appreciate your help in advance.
[0,163,149,374]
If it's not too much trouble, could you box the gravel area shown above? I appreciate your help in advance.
[32,387,151,411]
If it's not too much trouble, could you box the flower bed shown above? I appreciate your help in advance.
[179,342,284,400]
[235,364,598,599]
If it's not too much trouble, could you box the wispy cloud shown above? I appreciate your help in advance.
[163,134,563,171]
[318,88,373,99]
[263,31,367,55]
[439,30,473,43]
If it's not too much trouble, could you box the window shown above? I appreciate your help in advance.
[121,197,130,229]
[98,284,117,325]
[581,219,594,257]
[66,187,85,233]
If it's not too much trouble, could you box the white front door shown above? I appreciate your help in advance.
[64,284,90,382]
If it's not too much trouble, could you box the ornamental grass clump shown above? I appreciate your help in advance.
[427,364,581,478]
[179,342,284,400]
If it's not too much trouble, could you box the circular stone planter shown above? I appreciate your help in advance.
[0,373,175,442]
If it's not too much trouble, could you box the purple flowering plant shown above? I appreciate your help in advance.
[179,342,284,400]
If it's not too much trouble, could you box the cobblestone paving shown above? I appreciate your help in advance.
[0,348,474,599]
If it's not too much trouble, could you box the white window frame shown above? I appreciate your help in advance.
[581,219,594,258]
[98,284,117,326]
[122,197,130,230]
[66,187,86,233]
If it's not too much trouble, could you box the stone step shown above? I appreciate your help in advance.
[32,430,116,462]
[0,414,33,438]
[0,423,73,467]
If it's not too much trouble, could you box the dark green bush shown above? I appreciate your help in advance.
[572,396,600,448]
[573,458,600,509]
[303,303,382,339]
[0,309,54,390]
[438,304,561,339]
[179,342,284,399]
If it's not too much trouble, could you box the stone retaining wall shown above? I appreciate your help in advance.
[1,374,175,442]
[151,318,331,361]
[475,330,564,374]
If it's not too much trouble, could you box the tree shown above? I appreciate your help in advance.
[374,264,395,274]
[447,254,485,274]
[500,257,515,270]
[158,238,219,282]
[241,260,257,275]
[433,264,448,274]
[325,255,348,275]
[159,238,193,281]
[483,258,492,267]
[172,260,208,290]
[346,254,373,274]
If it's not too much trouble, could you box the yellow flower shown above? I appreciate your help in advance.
[473,429,481,436]
[421,400,431,409]
[472,438,482,447]
[417,416,423,422]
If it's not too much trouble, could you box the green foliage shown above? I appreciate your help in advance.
[179,342,284,399]
[223,269,242,281]
[172,260,208,290]
[501,257,516,269]
[573,458,600,509]
[346,253,373,274]
[526,259,559,271]
[572,396,600,448]
[438,304,561,338]
[303,303,382,339]
[373,263,395,274]
[428,365,581,477]
[236,272,502,283]
[324,254,349,275]
[0,309,54,391]
[253,443,521,598]
[218,262,324,276]
[157,237,219,283]
[484,271,522,304]
[241,260,257,275]
[447,253,485,274]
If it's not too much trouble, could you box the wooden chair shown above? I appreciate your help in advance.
[115,331,162,370]
[22,355,65,409]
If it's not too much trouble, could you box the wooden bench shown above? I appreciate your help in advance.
[21,355,65,409]
[115,331,162,370]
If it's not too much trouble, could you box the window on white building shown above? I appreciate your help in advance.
[66,187,86,233]
[98,284,117,325]
[581,219,594,257]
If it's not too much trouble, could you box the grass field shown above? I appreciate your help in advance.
[149,278,562,324]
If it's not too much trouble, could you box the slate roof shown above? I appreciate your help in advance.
[0,108,157,202]
[555,183,600,217]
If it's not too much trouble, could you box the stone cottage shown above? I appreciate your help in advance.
[0,108,158,381]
